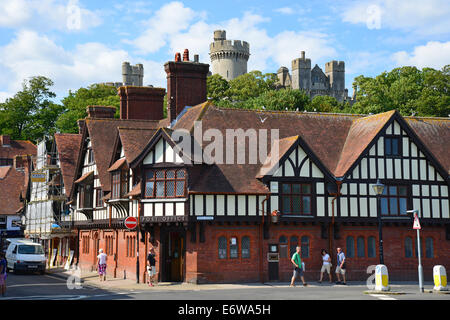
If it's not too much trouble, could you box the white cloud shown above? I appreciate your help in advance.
[341,0,450,35]
[275,7,295,15]
[0,30,164,101]
[0,0,102,31]
[392,41,450,70]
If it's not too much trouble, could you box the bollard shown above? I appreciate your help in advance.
[433,265,448,291]
[375,264,390,291]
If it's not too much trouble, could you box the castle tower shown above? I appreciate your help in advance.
[325,60,345,100]
[209,30,250,81]
[122,62,144,86]
[291,51,311,92]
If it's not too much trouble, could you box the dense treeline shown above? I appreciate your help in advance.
[0,65,448,143]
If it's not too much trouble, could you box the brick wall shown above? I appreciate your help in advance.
[76,223,450,283]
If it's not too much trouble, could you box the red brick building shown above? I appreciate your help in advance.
[67,53,449,284]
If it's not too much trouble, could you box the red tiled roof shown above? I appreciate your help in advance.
[0,166,28,215]
[117,127,158,164]
[0,139,36,159]
[54,133,82,197]
[125,184,141,197]
[107,158,127,172]
[0,166,11,179]
[83,118,160,192]
[74,171,93,184]
[257,136,299,178]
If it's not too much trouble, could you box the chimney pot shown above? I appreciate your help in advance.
[194,54,199,62]
[183,49,189,62]
[175,52,181,62]
[86,105,116,119]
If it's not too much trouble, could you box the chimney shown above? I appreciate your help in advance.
[164,50,210,123]
[77,120,86,134]
[118,86,166,121]
[183,49,189,61]
[0,135,11,146]
[86,105,116,119]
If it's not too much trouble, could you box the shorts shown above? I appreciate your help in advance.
[147,266,156,277]
[321,264,331,273]
[0,273,6,286]
[293,267,304,278]
[335,266,346,275]
[98,264,107,275]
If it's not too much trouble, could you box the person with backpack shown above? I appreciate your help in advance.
[290,246,307,287]
[335,247,347,285]
[147,247,157,287]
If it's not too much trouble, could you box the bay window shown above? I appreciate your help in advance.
[145,168,186,198]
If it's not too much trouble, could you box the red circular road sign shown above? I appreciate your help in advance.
[124,216,138,230]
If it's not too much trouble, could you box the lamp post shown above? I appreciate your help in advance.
[372,179,385,265]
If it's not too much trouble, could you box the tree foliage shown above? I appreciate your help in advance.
[351,65,450,117]
[56,84,120,133]
[0,76,64,142]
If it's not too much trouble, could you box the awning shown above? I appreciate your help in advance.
[107,158,127,172]
[74,171,93,184]
[125,184,141,198]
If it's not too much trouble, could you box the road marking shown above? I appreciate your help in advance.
[369,294,397,300]
[0,295,88,300]
[8,283,70,288]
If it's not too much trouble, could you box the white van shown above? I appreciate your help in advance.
[5,239,46,274]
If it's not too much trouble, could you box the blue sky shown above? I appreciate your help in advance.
[0,0,449,103]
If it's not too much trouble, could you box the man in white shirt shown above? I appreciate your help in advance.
[97,249,107,281]
[319,249,332,283]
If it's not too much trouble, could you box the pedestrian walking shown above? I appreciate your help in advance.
[335,247,347,285]
[0,252,7,296]
[97,249,107,281]
[290,246,307,287]
[146,247,157,287]
[318,249,332,283]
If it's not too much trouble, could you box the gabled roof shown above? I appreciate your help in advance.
[334,111,395,177]
[74,171,93,184]
[117,127,158,164]
[76,118,161,193]
[257,136,298,178]
[108,158,127,172]
[0,165,30,215]
[54,133,82,197]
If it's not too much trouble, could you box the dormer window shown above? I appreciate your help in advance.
[111,169,128,199]
[145,168,186,198]
[385,136,401,157]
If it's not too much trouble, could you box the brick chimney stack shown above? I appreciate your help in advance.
[86,105,116,119]
[0,135,11,146]
[118,86,166,121]
[164,50,209,124]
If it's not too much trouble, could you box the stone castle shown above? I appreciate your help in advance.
[98,62,144,88]
[277,51,352,103]
[209,30,250,81]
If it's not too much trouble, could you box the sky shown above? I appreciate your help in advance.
[0,0,449,103]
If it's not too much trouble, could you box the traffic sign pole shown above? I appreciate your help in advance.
[415,212,424,293]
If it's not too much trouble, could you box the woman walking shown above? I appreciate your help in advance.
[318,249,332,283]
[97,249,107,281]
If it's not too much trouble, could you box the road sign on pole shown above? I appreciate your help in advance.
[124,216,138,230]
[413,214,421,230]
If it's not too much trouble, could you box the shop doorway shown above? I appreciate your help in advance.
[161,229,185,282]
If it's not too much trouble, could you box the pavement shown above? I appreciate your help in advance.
[0,268,448,300]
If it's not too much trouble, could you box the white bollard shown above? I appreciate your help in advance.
[433,265,448,291]
[375,264,390,291]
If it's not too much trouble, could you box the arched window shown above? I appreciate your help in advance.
[357,237,365,258]
[241,236,250,259]
[279,235,288,258]
[230,237,238,259]
[290,236,298,258]
[346,236,355,258]
[301,236,309,258]
[405,237,413,258]
[368,236,376,258]
[425,237,434,258]
[218,236,227,259]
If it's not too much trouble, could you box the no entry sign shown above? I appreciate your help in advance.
[124,216,138,230]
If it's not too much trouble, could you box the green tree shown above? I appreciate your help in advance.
[241,89,310,111]
[309,95,340,112]
[206,74,230,103]
[351,65,450,117]
[227,71,278,102]
[0,76,64,142]
[56,84,120,133]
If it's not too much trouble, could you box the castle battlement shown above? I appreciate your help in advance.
[325,60,345,72]
[210,40,250,54]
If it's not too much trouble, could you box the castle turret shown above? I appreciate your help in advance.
[122,62,144,86]
[325,60,345,100]
[209,30,250,81]
[291,51,311,92]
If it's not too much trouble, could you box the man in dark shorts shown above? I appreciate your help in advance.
[147,247,157,287]
[290,246,307,287]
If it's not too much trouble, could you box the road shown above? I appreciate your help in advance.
[1,273,449,300]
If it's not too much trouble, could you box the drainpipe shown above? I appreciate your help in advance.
[329,181,342,261]
[109,204,112,228]
[114,229,118,278]
[259,195,270,283]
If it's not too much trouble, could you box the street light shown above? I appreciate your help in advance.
[372,179,385,265]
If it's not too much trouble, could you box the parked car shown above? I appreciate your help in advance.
[5,239,46,274]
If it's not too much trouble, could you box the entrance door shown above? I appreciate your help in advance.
[162,231,185,282]
[268,244,279,281]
